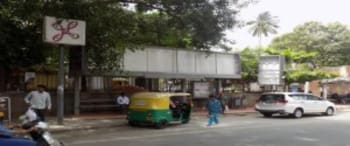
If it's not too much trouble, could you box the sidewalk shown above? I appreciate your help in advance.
[48,105,350,133]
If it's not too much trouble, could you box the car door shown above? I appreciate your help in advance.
[306,95,323,113]
[296,94,314,113]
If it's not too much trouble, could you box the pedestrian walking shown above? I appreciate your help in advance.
[24,85,51,121]
[116,92,130,114]
[206,94,222,127]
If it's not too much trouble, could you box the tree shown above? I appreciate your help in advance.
[247,11,279,48]
[265,48,317,69]
[0,0,253,73]
[264,48,337,86]
[270,21,350,67]
[240,47,259,91]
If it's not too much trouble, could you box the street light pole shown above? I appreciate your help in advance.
[57,46,65,125]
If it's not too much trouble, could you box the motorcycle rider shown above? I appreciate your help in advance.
[0,103,36,137]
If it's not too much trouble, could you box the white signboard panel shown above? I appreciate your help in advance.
[216,54,235,75]
[195,53,216,74]
[148,48,176,73]
[124,50,147,72]
[177,50,196,74]
[122,47,241,79]
[43,16,86,46]
[258,56,284,85]
[193,82,210,98]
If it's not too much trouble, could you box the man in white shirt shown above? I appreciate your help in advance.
[24,85,51,121]
[116,92,129,113]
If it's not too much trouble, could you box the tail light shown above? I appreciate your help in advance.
[277,99,288,104]
[256,99,261,103]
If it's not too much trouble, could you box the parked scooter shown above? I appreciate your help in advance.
[18,108,64,146]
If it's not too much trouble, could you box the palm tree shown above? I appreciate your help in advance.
[248,11,279,49]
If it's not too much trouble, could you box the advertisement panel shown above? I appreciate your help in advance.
[258,55,284,85]
[43,16,86,46]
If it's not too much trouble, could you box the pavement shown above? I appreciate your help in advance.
[47,105,350,134]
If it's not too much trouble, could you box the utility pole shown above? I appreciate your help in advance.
[57,46,65,125]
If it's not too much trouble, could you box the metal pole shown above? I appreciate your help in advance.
[57,46,65,125]
[7,97,11,124]
[74,76,81,115]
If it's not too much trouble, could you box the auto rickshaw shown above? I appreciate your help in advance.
[127,92,193,128]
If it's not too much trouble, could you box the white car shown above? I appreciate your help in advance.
[255,92,336,118]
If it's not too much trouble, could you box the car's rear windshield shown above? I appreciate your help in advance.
[260,94,285,101]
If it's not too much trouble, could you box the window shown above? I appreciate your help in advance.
[289,94,306,100]
[307,95,321,101]
[260,94,285,102]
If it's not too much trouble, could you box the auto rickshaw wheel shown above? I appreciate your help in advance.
[155,120,168,129]
[181,119,190,124]
[128,121,137,126]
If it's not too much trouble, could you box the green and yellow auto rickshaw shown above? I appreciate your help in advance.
[127,92,193,128]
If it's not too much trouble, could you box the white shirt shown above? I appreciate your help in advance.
[24,91,52,110]
[117,96,129,105]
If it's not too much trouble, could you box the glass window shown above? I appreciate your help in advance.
[259,94,285,102]
[307,95,321,101]
[289,94,306,100]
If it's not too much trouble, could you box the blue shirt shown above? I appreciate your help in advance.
[207,98,222,114]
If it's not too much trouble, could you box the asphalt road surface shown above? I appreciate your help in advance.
[57,112,350,146]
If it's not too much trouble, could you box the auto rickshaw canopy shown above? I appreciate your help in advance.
[129,92,191,110]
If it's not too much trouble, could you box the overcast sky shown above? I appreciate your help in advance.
[226,0,350,51]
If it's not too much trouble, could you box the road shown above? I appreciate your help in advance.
[56,112,350,146]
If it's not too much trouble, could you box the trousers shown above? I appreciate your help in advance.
[207,113,219,126]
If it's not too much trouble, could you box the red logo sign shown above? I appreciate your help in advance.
[51,20,80,42]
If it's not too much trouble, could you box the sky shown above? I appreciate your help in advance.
[226,0,350,51]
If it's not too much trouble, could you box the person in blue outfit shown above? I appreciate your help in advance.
[206,94,222,126]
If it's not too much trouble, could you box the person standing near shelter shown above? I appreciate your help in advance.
[217,92,227,113]
[24,85,51,121]
[206,94,222,127]
[116,92,130,114]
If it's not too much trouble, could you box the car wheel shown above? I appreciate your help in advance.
[262,113,273,118]
[293,109,303,118]
[325,107,334,116]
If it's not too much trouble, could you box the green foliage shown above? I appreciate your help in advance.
[265,48,317,64]
[270,21,350,67]
[247,11,279,46]
[240,48,259,82]
[285,70,337,83]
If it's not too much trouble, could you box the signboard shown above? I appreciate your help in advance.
[43,16,86,46]
[258,55,284,85]
[24,72,36,82]
[123,47,241,79]
[193,82,211,98]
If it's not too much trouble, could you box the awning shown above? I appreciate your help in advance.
[320,77,350,84]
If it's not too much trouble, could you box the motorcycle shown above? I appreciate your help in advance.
[19,108,64,146]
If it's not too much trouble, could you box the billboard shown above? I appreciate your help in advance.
[123,47,241,79]
[43,16,86,46]
[258,55,284,85]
